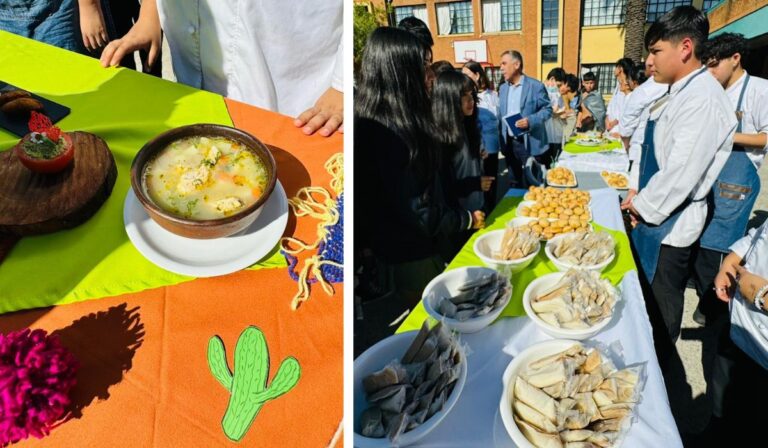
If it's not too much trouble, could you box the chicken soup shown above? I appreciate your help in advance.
[143,136,268,220]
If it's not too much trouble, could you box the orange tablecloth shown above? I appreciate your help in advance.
[2,99,343,447]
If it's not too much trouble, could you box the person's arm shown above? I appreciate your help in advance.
[527,83,553,128]
[294,39,344,137]
[630,98,734,225]
[733,132,768,149]
[618,87,649,138]
[78,0,107,52]
[713,251,743,302]
[734,265,768,306]
[100,0,161,70]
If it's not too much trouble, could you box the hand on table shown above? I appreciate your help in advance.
[294,87,343,137]
[79,0,108,52]
[471,210,486,230]
[735,265,768,304]
[480,176,494,192]
[515,117,529,130]
[100,15,162,70]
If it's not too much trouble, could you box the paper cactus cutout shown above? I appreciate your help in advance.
[207,326,301,442]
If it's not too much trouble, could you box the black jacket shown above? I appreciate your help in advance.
[354,117,471,263]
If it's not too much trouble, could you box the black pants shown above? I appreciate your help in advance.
[691,246,730,322]
[638,244,693,367]
[483,152,499,211]
[354,254,444,357]
[502,136,527,188]
[101,0,162,76]
[535,143,559,169]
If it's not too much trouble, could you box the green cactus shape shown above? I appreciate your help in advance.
[207,326,301,442]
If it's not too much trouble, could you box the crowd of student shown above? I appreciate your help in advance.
[355,6,768,442]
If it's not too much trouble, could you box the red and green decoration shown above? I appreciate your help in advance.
[15,112,74,173]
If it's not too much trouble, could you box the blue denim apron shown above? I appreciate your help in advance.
[0,0,87,54]
[631,68,707,284]
[699,74,761,253]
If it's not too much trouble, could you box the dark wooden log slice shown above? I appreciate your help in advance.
[0,131,117,236]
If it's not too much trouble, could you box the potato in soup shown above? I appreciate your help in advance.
[143,136,268,220]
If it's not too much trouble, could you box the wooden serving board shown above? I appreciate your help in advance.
[0,131,117,236]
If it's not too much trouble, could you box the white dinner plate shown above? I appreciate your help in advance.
[124,181,288,277]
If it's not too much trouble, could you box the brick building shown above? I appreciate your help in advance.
[356,0,767,96]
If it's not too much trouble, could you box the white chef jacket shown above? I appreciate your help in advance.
[478,89,499,117]
[631,68,736,247]
[724,71,768,170]
[157,0,343,117]
[729,221,768,370]
[619,77,668,166]
[606,89,626,123]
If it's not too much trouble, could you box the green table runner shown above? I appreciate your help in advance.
[0,31,284,312]
[397,196,637,333]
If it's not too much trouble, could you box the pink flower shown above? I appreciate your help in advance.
[0,329,79,446]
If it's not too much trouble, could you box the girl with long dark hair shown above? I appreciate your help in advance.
[354,27,485,347]
[462,61,501,206]
[431,70,492,259]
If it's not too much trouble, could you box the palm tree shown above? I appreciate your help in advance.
[624,0,647,62]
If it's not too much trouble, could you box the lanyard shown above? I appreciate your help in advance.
[648,67,707,118]
[735,73,751,132]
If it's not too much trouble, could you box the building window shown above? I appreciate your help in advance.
[486,67,504,90]
[581,64,618,96]
[542,0,559,63]
[702,0,721,12]
[394,5,429,26]
[646,0,691,22]
[582,0,626,26]
[481,0,522,33]
[437,1,474,35]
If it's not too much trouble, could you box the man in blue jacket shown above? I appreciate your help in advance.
[498,50,552,187]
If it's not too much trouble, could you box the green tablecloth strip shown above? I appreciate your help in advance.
[563,139,623,154]
[397,196,638,333]
[0,31,284,312]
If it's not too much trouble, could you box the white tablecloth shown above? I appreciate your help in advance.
[557,149,630,174]
[412,188,682,447]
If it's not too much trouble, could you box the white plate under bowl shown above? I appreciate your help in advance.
[124,181,288,277]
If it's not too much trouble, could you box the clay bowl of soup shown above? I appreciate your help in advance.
[130,124,277,239]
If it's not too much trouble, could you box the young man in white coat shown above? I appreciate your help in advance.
[99,0,344,137]
[621,6,736,366]
[691,33,768,326]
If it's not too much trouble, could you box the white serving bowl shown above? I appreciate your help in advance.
[354,330,468,447]
[473,229,540,274]
[544,232,616,273]
[522,272,618,340]
[422,266,512,333]
[499,340,583,448]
